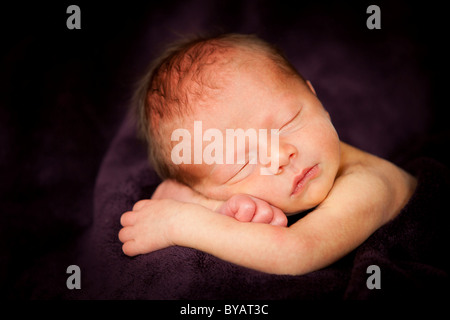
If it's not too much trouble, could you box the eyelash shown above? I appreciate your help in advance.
[227,161,251,184]
[280,110,301,132]
[233,161,249,177]
[226,110,301,183]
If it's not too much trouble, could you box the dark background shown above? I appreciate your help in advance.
[1,0,448,299]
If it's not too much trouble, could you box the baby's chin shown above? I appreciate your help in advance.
[280,188,330,215]
[279,203,317,216]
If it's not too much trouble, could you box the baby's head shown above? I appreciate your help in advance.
[136,34,341,213]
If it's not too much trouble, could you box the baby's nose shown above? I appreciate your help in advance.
[260,141,296,176]
[277,142,297,172]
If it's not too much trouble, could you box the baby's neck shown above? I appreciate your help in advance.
[336,141,371,176]
[337,140,407,174]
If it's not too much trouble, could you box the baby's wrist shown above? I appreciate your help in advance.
[167,201,209,247]
[164,200,189,246]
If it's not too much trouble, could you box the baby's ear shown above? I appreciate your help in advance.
[306,80,317,96]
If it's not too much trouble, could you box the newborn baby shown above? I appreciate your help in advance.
[118,33,417,275]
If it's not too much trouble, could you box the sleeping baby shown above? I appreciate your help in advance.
[118,33,417,275]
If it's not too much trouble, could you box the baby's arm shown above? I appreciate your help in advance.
[151,179,287,226]
[119,169,401,275]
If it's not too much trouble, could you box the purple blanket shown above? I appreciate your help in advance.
[2,1,449,300]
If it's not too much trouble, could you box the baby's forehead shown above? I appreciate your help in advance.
[163,44,303,132]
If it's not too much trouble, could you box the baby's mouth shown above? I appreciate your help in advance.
[291,164,319,196]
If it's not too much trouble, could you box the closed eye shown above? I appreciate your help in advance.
[279,109,301,132]
[225,161,250,184]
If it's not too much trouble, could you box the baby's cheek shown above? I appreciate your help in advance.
[304,174,334,207]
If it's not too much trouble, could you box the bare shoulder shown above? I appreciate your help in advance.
[328,142,417,221]
[285,144,417,270]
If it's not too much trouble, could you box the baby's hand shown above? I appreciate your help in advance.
[119,198,183,256]
[217,194,288,227]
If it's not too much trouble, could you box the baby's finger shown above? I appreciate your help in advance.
[234,200,256,222]
[120,211,136,227]
[251,200,274,224]
[269,206,288,227]
[217,194,252,218]
[118,226,134,243]
[122,240,139,257]
[132,199,150,211]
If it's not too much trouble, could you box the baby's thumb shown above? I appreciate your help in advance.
[217,194,255,222]
[216,197,238,216]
